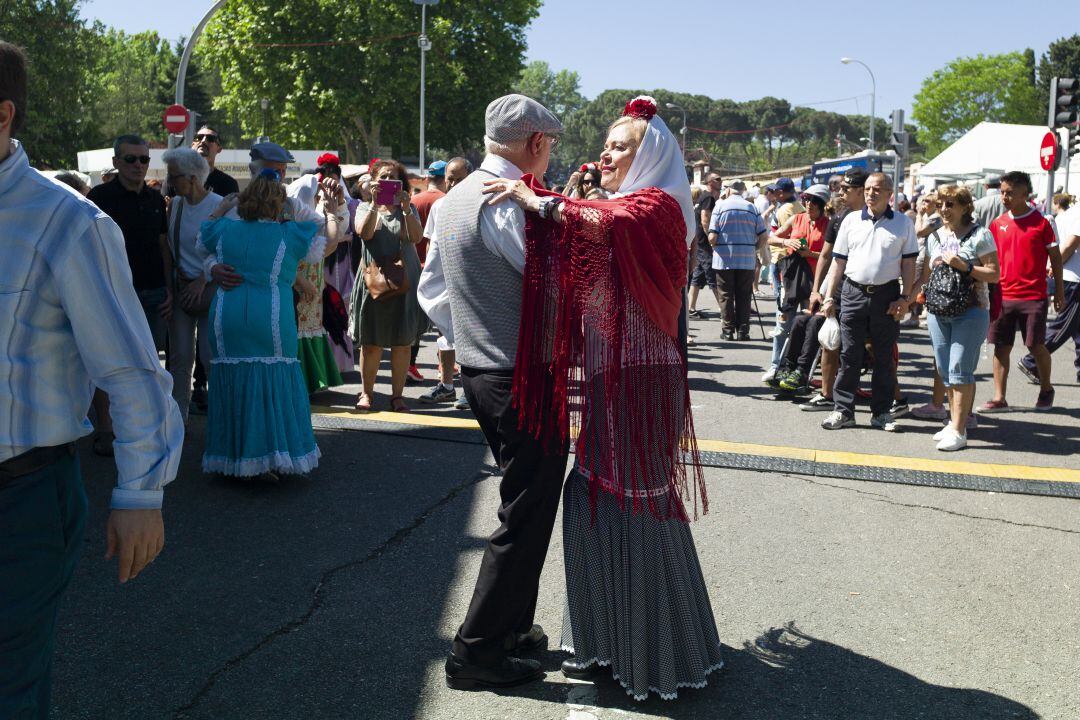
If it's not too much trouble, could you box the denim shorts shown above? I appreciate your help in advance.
[927,306,990,387]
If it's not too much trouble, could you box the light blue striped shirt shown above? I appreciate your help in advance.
[0,140,183,509]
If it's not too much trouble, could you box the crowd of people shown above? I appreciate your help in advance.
[2,34,1078,718]
[695,164,1075,451]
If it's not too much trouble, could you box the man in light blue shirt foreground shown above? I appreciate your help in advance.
[0,41,183,719]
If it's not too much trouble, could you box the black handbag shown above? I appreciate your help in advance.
[923,228,977,318]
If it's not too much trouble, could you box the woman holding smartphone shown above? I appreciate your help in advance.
[349,159,427,412]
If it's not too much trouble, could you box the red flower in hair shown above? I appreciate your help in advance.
[317,152,340,167]
[623,95,658,120]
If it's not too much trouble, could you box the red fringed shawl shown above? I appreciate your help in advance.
[512,178,707,522]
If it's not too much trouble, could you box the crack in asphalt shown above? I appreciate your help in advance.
[787,473,1080,536]
[172,467,496,719]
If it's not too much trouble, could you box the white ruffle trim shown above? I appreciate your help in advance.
[560,643,725,702]
[297,329,330,339]
[211,356,300,365]
[304,235,328,264]
[203,447,321,477]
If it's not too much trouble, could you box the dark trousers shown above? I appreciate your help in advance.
[0,452,86,720]
[834,279,900,417]
[1022,280,1080,373]
[782,313,826,373]
[717,268,754,333]
[453,368,568,663]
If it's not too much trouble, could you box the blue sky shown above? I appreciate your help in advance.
[80,0,1080,120]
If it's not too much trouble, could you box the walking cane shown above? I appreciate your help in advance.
[751,292,768,340]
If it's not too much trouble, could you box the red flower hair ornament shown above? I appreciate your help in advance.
[623,95,658,120]
[580,162,599,173]
[317,152,341,167]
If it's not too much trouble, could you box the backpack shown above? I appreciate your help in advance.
[923,227,978,318]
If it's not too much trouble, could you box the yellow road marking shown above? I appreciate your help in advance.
[312,407,1080,485]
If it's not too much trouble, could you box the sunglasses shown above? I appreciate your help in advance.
[121,154,151,165]
[166,173,187,184]
[940,200,956,208]
[195,133,219,144]
[840,184,860,191]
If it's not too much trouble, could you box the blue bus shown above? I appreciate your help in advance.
[804,153,895,189]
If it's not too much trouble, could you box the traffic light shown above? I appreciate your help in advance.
[1070,127,1080,158]
[889,109,908,159]
[1050,77,1078,129]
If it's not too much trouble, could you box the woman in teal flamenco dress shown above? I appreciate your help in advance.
[199,172,325,479]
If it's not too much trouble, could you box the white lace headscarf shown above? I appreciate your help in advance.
[611,96,695,246]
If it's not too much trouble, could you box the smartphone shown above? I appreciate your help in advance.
[375,179,401,206]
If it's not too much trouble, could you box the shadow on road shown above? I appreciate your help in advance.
[560,622,1039,719]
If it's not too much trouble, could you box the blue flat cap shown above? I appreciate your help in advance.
[250,141,294,164]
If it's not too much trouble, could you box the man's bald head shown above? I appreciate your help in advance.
[446,157,471,189]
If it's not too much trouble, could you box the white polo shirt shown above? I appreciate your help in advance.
[833,207,919,286]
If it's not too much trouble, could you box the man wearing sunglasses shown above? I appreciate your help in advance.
[192,125,238,197]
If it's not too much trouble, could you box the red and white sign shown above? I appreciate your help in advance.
[163,104,190,134]
[1040,131,1059,171]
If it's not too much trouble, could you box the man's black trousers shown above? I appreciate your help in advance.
[453,367,567,663]
[716,268,754,334]
[833,279,900,417]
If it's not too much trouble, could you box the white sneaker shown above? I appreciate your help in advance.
[761,367,778,383]
[937,432,968,452]
[933,425,959,442]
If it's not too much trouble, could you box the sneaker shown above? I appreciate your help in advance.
[768,327,784,339]
[767,368,790,389]
[761,367,778,383]
[779,369,806,392]
[890,397,910,418]
[933,424,959,442]
[454,393,470,410]
[688,308,702,319]
[800,392,833,411]
[936,432,968,452]
[977,399,1009,414]
[406,365,425,383]
[899,316,919,328]
[1016,361,1040,385]
[419,383,456,404]
[1034,388,1055,411]
[870,413,899,432]
[911,402,948,420]
[821,411,855,430]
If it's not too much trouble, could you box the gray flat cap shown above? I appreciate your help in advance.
[250,141,295,164]
[485,94,563,145]
[984,173,1001,187]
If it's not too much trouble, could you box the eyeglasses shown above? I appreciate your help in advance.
[941,200,956,208]
[121,154,151,165]
[545,134,559,149]
[166,173,186,184]
[195,133,219,144]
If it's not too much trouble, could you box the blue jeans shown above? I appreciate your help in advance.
[0,452,87,720]
[927,306,991,387]
[137,286,168,352]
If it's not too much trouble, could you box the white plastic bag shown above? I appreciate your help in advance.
[817,316,841,351]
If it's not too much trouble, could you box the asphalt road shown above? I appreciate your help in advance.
[49,295,1080,720]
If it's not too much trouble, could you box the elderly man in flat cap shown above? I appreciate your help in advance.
[205,141,347,289]
[419,94,564,690]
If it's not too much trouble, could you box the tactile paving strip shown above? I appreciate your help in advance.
[313,414,1080,499]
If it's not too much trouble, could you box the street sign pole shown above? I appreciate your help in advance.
[1064,128,1072,195]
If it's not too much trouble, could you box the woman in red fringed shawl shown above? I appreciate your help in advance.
[482,96,723,701]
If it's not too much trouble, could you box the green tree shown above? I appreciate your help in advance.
[197,0,541,164]
[912,52,1042,157]
[0,0,97,167]
[513,61,586,118]
[1036,34,1080,114]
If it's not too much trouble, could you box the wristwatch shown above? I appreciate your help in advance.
[538,196,563,220]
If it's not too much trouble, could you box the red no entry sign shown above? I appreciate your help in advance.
[1040,131,1059,171]
[163,104,190,134]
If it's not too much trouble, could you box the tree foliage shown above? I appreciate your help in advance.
[1036,34,1080,113]
[912,52,1041,157]
[513,60,586,118]
[197,0,541,163]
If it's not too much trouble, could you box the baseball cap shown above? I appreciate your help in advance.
[764,183,779,192]
[485,94,563,146]
[843,167,870,188]
[250,141,294,164]
[774,177,795,193]
[801,184,831,204]
[427,160,447,177]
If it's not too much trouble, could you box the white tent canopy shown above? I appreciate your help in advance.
[918,122,1080,199]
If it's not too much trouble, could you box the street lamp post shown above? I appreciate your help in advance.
[260,98,269,139]
[841,57,876,151]
[666,102,688,164]
[171,0,228,150]
[414,0,438,173]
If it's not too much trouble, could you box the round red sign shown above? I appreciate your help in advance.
[163,104,190,134]
[1040,131,1059,172]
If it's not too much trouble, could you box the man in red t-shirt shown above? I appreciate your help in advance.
[982,171,1065,412]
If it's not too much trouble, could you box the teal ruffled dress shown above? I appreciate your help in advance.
[199,217,323,476]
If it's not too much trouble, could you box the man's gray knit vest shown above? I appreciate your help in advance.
[437,169,522,370]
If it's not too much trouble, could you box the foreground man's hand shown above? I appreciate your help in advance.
[106,508,165,583]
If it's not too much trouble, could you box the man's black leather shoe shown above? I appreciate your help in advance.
[561,658,600,680]
[445,651,544,690]
[505,624,548,653]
